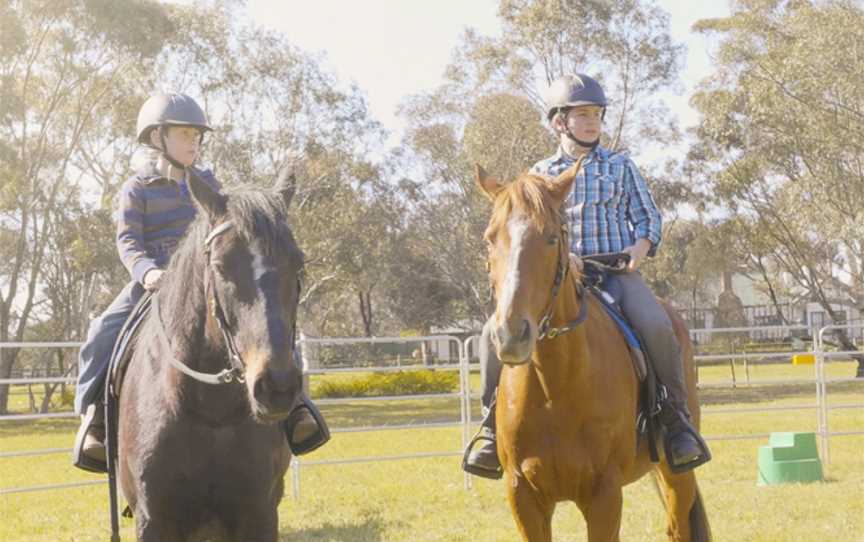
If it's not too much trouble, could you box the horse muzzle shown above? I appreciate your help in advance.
[246,357,302,421]
[493,319,534,365]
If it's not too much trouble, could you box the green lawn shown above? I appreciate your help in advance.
[1,364,862,541]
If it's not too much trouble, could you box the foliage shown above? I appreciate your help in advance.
[314,370,459,399]
[395,0,686,329]
[689,0,864,374]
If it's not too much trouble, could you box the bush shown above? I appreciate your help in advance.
[314,370,459,398]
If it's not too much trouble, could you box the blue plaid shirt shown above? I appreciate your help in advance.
[531,146,662,257]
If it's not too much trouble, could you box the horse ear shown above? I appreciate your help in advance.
[274,167,296,209]
[475,164,503,200]
[548,157,584,206]
[187,168,227,220]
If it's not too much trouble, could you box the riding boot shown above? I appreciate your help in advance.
[462,394,502,479]
[461,318,503,479]
[658,397,712,474]
[282,394,330,455]
[72,402,108,473]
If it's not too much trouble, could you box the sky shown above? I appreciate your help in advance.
[245,0,732,153]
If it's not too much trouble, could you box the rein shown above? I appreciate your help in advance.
[152,219,246,385]
[536,218,588,341]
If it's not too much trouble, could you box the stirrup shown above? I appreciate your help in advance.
[283,401,330,455]
[461,427,503,480]
[72,403,107,473]
[660,407,712,474]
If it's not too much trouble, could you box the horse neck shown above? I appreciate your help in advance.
[154,243,231,376]
[149,248,251,419]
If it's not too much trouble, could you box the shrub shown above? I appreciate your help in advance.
[314,370,459,398]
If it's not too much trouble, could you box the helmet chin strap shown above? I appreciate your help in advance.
[565,130,600,150]
[557,106,604,152]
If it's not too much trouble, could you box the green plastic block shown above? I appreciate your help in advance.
[757,432,823,486]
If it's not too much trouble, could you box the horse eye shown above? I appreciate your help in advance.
[212,260,228,275]
[547,236,558,246]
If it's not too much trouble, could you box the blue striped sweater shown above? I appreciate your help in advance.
[115,162,221,284]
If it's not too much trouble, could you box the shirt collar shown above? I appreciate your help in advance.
[554,144,607,166]
[136,161,181,185]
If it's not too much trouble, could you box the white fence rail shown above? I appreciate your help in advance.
[1,324,863,497]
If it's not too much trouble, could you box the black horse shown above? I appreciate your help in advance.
[117,170,303,541]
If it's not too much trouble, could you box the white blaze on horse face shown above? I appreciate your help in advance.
[251,252,269,294]
[497,216,530,323]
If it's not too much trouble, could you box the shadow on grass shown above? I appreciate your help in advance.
[320,399,481,428]
[0,418,77,439]
[280,513,385,541]
[699,380,864,406]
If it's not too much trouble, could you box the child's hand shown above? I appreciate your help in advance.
[622,239,651,272]
[143,269,165,291]
[568,253,584,276]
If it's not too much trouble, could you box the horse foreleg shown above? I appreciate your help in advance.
[135,515,182,542]
[581,472,624,542]
[654,466,709,542]
[506,474,554,542]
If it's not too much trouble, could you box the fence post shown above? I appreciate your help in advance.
[291,456,301,500]
[460,336,473,490]
[813,327,830,466]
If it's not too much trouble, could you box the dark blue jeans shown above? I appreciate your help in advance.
[74,281,144,415]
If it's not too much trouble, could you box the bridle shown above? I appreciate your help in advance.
[153,219,246,385]
[535,217,588,341]
[487,210,589,343]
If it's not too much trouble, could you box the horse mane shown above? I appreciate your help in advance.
[158,185,302,327]
[166,185,301,272]
[222,187,301,260]
[487,173,561,237]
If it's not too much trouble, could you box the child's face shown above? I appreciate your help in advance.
[159,126,202,167]
[557,105,603,143]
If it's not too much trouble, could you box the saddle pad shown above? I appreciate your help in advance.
[108,291,153,399]
[589,287,648,381]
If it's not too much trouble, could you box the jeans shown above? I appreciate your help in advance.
[74,281,144,415]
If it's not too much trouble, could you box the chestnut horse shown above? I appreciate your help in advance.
[116,170,303,541]
[476,162,710,542]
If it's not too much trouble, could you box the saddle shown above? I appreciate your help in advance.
[106,291,152,402]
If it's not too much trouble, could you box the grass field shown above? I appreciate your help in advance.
[1,362,862,541]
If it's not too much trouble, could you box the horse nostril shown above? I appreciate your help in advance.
[519,320,530,343]
[267,368,295,394]
[253,376,268,401]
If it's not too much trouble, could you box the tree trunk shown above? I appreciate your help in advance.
[0,348,18,415]
[358,291,373,337]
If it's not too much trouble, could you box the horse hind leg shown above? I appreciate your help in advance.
[653,467,712,542]
[506,476,554,542]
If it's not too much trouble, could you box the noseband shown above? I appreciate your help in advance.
[153,220,246,385]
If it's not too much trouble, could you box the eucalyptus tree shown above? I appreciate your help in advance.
[690,0,864,375]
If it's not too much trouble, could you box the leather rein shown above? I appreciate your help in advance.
[536,219,588,341]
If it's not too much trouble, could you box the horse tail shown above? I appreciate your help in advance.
[688,486,712,542]
[651,472,712,542]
